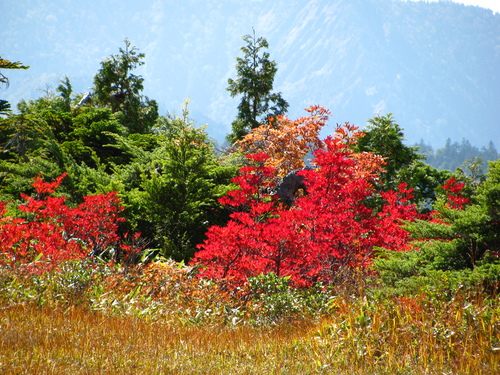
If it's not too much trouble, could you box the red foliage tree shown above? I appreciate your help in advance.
[0,173,139,271]
[192,127,420,287]
[441,177,471,210]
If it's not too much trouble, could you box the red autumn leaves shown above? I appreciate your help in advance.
[192,122,421,287]
[1,106,471,285]
[442,177,470,210]
[0,173,137,271]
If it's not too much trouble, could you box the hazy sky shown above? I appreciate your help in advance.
[459,0,499,12]
[409,0,499,13]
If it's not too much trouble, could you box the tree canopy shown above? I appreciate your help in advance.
[1,38,498,295]
[226,30,288,143]
[0,57,30,115]
[92,39,158,134]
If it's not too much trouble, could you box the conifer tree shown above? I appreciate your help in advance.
[355,113,450,208]
[375,160,500,291]
[355,113,421,187]
[92,39,158,134]
[226,30,288,143]
[123,103,236,262]
[0,57,29,115]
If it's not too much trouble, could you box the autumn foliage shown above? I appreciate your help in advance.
[0,173,138,271]
[441,176,471,210]
[192,120,420,287]
[236,105,329,178]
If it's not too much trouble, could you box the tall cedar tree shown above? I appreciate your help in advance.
[226,30,288,143]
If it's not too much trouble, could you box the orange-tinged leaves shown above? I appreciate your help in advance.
[236,106,330,177]
[237,107,384,189]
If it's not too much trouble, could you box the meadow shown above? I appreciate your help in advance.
[1,260,498,374]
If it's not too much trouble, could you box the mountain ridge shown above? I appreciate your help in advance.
[2,0,498,148]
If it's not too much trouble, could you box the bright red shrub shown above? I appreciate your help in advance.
[0,174,138,271]
[192,126,420,287]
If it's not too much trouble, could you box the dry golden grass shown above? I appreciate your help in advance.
[0,261,499,374]
[0,303,312,374]
[1,295,498,374]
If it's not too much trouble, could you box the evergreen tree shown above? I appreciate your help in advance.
[68,107,126,168]
[114,103,236,262]
[0,85,125,204]
[354,113,449,209]
[92,39,158,134]
[0,57,29,115]
[419,138,499,173]
[482,141,499,162]
[356,113,422,187]
[56,76,73,113]
[226,30,288,143]
[375,161,500,293]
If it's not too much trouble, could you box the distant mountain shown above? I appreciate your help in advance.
[278,0,499,149]
[2,0,499,148]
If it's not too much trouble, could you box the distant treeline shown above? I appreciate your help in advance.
[416,139,498,172]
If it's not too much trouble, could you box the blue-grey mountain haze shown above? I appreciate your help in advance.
[2,0,499,149]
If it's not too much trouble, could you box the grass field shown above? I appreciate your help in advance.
[0,261,498,374]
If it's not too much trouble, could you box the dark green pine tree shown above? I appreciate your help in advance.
[92,39,158,134]
[120,103,236,262]
[226,30,288,143]
[354,113,451,209]
[356,113,422,187]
